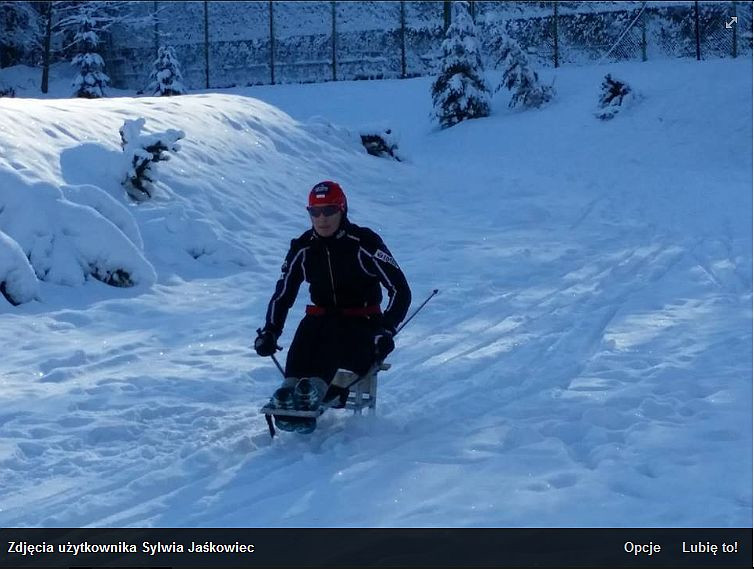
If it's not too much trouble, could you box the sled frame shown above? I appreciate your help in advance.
[260,363,390,421]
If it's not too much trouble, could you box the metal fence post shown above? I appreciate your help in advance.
[641,4,647,61]
[732,0,738,58]
[331,1,337,81]
[400,0,406,78]
[203,0,210,87]
[553,1,559,68]
[153,1,159,59]
[269,0,275,84]
[694,0,701,60]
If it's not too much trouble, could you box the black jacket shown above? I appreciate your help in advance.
[264,218,411,336]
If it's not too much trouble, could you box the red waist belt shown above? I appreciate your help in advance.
[306,304,382,317]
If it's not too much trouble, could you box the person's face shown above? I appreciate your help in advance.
[309,205,343,237]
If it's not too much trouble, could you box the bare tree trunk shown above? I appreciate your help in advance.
[41,1,53,94]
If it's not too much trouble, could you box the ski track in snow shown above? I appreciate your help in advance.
[0,58,750,527]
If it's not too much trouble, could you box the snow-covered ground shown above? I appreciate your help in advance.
[0,56,751,528]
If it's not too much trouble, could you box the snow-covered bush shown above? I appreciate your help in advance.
[71,12,110,98]
[147,45,187,96]
[0,229,38,306]
[430,1,491,129]
[119,118,185,201]
[360,128,401,161]
[0,171,156,290]
[595,74,636,120]
[494,35,554,109]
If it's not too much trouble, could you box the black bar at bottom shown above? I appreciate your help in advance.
[0,528,750,568]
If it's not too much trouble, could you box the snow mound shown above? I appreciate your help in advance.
[0,170,156,290]
[0,229,38,305]
[0,92,379,300]
[61,183,144,249]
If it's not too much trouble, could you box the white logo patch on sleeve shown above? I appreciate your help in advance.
[375,249,399,268]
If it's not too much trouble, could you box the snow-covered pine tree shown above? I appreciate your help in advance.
[147,45,187,96]
[119,118,184,201]
[71,10,109,98]
[430,1,491,129]
[495,35,554,109]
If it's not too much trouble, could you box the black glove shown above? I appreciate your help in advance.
[373,327,395,361]
[254,327,279,357]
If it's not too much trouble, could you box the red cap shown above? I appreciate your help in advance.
[308,181,347,211]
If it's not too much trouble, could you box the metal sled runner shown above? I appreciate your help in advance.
[260,363,391,437]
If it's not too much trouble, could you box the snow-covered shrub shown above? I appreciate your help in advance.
[119,118,185,201]
[71,12,110,98]
[430,1,491,129]
[0,229,38,306]
[595,74,636,120]
[360,128,401,161]
[0,172,156,290]
[147,45,187,96]
[494,35,554,109]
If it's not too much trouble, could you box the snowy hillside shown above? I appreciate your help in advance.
[0,56,751,528]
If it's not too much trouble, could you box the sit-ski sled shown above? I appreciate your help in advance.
[260,362,391,437]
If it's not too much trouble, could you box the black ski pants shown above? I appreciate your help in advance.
[284,314,379,383]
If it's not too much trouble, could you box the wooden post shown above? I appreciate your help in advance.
[331,1,337,81]
[470,0,475,23]
[400,0,406,78]
[204,0,210,87]
[553,1,559,68]
[443,1,451,32]
[694,0,701,60]
[41,1,53,93]
[269,0,275,84]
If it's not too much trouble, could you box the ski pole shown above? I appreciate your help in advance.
[256,327,286,378]
[343,288,439,391]
[270,353,285,377]
[396,288,439,334]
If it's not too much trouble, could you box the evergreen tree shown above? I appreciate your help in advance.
[0,1,41,68]
[430,1,490,129]
[119,118,184,201]
[71,10,109,98]
[495,35,554,109]
[147,45,187,96]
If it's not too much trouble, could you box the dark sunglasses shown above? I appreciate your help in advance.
[307,205,341,217]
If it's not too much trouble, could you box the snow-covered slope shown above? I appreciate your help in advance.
[0,57,750,527]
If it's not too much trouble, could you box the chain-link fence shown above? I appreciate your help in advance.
[102,1,752,91]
